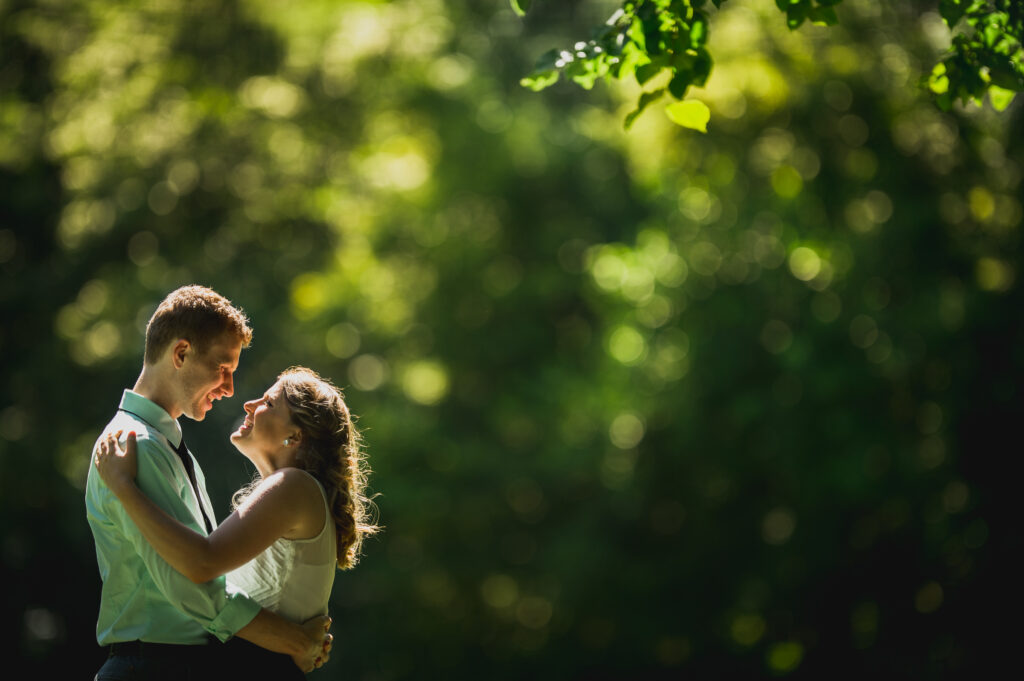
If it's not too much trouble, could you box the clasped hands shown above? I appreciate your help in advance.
[297,615,333,672]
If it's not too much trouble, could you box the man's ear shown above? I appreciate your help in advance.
[171,339,191,369]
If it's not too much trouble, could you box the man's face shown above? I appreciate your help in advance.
[179,332,242,421]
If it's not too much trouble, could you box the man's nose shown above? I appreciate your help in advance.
[221,372,234,398]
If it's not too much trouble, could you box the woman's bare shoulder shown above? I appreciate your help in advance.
[256,467,325,537]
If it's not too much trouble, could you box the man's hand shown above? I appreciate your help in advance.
[292,614,333,672]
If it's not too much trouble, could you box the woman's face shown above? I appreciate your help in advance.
[230,380,297,455]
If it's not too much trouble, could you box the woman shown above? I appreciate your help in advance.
[95,366,378,677]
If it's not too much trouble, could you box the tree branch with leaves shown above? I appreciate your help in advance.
[513,0,1022,131]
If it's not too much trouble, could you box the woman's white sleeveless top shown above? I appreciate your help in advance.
[227,472,337,623]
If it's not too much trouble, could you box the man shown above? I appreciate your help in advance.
[85,285,331,680]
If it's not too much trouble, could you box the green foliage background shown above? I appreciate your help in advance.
[1,0,1020,678]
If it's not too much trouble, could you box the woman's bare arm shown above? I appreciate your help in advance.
[95,431,322,583]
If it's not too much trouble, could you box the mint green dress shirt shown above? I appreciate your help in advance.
[85,390,261,645]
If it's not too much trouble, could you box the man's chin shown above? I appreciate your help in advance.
[185,403,212,422]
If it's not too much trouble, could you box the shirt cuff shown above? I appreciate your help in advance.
[205,590,262,642]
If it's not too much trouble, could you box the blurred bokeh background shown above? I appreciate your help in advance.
[2,0,1020,678]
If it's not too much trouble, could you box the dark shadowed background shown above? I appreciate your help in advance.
[1,0,1020,678]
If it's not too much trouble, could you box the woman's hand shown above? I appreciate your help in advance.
[94,430,138,494]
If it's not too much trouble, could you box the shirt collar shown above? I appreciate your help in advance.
[119,389,183,449]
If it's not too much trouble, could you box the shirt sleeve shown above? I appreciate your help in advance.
[97,432,262,641]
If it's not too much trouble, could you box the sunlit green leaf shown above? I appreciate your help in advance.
[509,0,532,17]
[690,16,709,48]
[929,62,950,94]
[520,70,560,91]
[665,99,711,132]
[989,84,1016,111]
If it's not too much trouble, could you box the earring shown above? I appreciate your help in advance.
[283,438,291,446]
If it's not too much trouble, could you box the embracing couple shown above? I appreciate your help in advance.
[85,285,378,680]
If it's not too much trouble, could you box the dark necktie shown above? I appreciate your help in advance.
[173,437,214,534]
